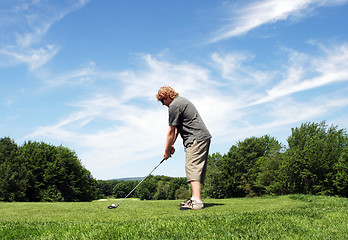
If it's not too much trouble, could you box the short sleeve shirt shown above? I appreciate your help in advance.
[168,96,211,147]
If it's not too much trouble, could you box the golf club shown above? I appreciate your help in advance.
[108,158,166,209]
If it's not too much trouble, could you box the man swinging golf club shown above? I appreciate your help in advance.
[157,86,211,210]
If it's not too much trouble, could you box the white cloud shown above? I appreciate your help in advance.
[251,43,348,105]
[0,45,59,70]
[209,0,348,42]
[42,61,99,88]
[211,52,272,86]
[118,54,218,102]
[0,0,89,69]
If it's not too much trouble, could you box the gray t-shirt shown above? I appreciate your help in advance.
[168,96,211,147]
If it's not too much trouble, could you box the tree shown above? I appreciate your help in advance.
[136,176,157,200]
[284,121,347,196]
[96,180,114,198]
[255,152,287,195]
[0,137,18,165]
[0,138,98,202]
[0,137,29,201]
[333,148,348,197]
[175,186,190,200]
[0,155,29,201]
[227,136,282,197]
[113,181,137,198]
[167,177,188,200]
[204,153,231,198]
[48,145,97,201]
[204,136,283,198]
[153,181,169,200]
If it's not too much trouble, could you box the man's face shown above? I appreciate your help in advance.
[161,97,172,107]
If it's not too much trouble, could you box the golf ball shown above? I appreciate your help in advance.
[111,204,115,207]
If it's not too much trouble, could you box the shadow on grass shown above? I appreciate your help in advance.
[204,203,224,208]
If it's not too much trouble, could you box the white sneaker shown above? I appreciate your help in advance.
[179,199,204,210]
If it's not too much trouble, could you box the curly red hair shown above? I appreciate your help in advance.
[156,86,179,101]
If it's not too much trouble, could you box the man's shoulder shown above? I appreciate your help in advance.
[172,96,190,105]
[169,97,187,114]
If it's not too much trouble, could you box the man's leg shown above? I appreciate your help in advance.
[181,139,210,209]
[179,180,203,210]
[190,181,201,201]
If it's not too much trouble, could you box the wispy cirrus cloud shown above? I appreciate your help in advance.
[0,45,59,70]
[0,0,89,70]
[250,43,348,106]
[209,0,348,42]
[211,52,272,87]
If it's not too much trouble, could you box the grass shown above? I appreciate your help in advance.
[0,195,347,239]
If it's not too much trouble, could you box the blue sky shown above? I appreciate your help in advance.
[1,0,348,180]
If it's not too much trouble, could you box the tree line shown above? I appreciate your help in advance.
[0,138,190,202]
[96,121,347,199]
[204,122,347,198]
[96,175,190,200]
[1,121,347,202]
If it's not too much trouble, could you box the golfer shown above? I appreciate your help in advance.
[157,86,211,210]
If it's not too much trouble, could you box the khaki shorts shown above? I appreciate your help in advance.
[185,138,211,184]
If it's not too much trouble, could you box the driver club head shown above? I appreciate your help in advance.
[107,203,117,209]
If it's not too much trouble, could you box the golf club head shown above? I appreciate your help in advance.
[107,204,117,209]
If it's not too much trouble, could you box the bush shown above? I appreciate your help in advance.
[0,138,97,202]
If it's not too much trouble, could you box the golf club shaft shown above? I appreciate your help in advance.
[115,158,165,209]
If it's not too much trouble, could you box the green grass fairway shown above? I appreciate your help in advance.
[0,195,347,239]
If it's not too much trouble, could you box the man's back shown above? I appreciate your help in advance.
[168,96,211,147]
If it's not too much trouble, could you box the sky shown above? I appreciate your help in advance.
[1,0,348,180]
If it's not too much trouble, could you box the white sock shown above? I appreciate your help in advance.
[191,197,202,203]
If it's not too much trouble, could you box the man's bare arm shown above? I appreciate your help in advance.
[164,126,177,159]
